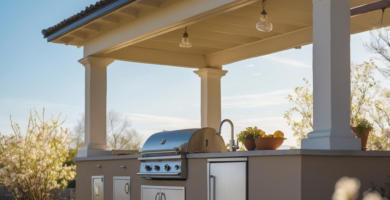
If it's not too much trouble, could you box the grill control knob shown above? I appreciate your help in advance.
[154,165,160,171]
[174,165,180,170]
[145,165,152,171]
[164,164,171,171]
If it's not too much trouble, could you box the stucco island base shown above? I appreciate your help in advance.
[75,150,390,200]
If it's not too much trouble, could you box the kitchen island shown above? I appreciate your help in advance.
[75,150,390,200]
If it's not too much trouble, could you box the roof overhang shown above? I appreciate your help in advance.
[44,0,390,68]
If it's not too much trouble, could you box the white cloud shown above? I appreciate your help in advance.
[246,64,254,68]
[263,55,311,68]
[254,73,261,76]
[222,89,291,108]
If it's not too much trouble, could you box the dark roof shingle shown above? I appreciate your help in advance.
[42,0,119,38]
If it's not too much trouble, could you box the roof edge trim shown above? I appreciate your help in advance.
[46,0,135,42]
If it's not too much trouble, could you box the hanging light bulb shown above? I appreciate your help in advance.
[256,0,273,32]
[179,27,192,48]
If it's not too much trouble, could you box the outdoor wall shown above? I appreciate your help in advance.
[248,156,302,200]
[301,155,390,200]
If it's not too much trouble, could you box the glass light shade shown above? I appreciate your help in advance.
[256,13,273,32]
[179,34,192,48]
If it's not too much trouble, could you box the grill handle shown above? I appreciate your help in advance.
[140,148,180,155]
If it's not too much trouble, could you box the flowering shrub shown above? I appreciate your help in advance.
[0,110,76,200]
[332,176,389,200]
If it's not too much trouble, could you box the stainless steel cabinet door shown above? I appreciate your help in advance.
[161,188,185,200]
[142,186,185,200]
[92,176,104,200]
[209,162,246,200]
[114,176,130,200]
[141,187,161,200]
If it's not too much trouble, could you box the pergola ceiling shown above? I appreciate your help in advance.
[49,0,389,67]
[129,0,314,56]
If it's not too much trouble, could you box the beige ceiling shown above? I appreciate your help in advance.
[126,0,387,56]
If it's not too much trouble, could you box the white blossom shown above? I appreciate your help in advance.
[0,110,76,200]
[363,192,383,200]
[332,177,361,200]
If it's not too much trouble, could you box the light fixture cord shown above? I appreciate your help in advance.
[262,0,267,14]
[381,8,386,27]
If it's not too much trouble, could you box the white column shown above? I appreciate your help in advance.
[194,68,227,131]
[77,56,115,157]
[301,0,360,150]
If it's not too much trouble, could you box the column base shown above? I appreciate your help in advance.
[301,137,361,150]
[77,144,112,157]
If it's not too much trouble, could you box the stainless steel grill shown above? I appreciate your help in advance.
[137,128,227,179]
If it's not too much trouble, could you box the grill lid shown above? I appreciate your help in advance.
[141,128,227,155]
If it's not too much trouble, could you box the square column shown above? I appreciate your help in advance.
[77,56,115,157]
[301,0,360,149]
[194,68,228,131]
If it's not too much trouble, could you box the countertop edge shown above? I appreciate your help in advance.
[186,149,390,159]
[74,150,390,162]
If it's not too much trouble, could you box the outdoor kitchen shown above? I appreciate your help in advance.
[75,128,390,200]
[39,0,390,199]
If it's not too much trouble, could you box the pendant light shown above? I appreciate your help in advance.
[179,27,192,48]
[256,0,273,32]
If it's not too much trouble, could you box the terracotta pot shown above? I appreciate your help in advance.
[255,138,285,150]
[243,139,256,151]
[351,127,371,151]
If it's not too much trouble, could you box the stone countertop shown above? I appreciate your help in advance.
[74,149,390,162]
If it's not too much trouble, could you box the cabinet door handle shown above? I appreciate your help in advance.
[161,192,166,200]
[155,192,160,200]
[124,183,129,194]
[210,175,216,200]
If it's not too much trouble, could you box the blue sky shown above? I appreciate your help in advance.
[0,1,389,147]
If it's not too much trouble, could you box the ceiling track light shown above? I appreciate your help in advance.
[256,0,273,32]
[179,26,192,48]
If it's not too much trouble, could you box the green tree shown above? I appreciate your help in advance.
[284,78,313,146]
[285,61,389,148]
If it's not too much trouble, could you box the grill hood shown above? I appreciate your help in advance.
[141,128,227,155]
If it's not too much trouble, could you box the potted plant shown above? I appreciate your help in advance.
[237,127,260,151]
[351,118,373,150]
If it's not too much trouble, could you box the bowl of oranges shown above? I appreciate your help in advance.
[255,130,286,150]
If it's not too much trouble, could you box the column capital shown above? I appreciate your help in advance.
[194,68,228,79]
[78,56,115,67]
